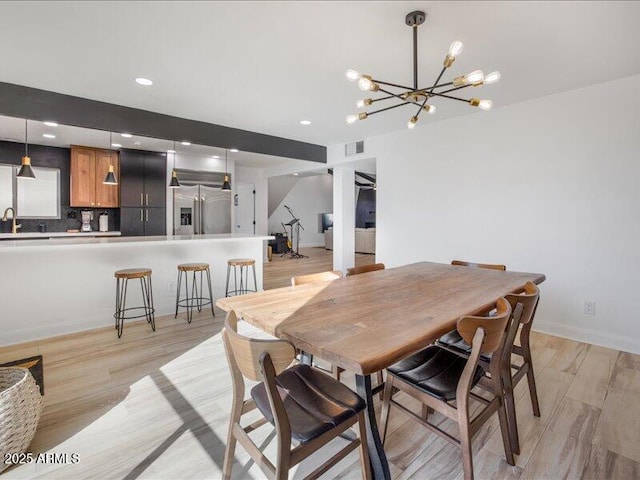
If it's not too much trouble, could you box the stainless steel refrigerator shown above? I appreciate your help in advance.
[173,170,231,235]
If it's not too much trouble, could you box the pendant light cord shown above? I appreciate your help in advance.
[24,119,28,157]
[173,141,177,169]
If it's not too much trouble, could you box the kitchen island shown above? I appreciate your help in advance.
[0,234,272,345]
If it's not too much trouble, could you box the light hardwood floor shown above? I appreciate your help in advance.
[1,248,639,479]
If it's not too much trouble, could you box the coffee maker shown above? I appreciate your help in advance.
[81,210,93,232]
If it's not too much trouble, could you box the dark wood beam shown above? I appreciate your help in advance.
[0,82,326,163]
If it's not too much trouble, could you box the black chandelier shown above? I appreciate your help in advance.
[345,10,500,129]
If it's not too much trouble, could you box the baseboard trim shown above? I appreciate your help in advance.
[534,320,640,355]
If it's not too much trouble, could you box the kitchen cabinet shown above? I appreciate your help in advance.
[70,146,119,208]
[119,149,167,236]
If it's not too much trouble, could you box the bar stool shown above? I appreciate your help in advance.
[225,258,257,297]
[175,262,215,324]
[114,268,155,338]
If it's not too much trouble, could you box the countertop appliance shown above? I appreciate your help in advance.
[81,210,93,232]
[173,170,231,235]
[99,212,109,232]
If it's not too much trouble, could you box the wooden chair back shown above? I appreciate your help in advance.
[291,270,343,286]
[222,310,296,382]
[457,298,512,354]
[346,263,386,276]
[505,282,539,325]
[451,260,506,271]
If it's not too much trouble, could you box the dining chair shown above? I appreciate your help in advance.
[291,270,343,286]
[222,311,371,480]
[346,263,386,276]
[380,298,521,480]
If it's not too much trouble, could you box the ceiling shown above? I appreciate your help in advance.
[0,115,308,170]
[0,2,639,147]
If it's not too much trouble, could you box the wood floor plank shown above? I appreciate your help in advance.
[545,338,591,375]
[482,365,575,468]
[566,345,618,409]
[582,445,640,480]
[520,398,600,480]
[593,366,640,463]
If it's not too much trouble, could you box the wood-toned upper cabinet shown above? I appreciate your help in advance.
[95,150,119,207]
[70,146,120,208]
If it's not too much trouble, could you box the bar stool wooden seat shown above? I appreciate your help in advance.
[175,262,215,324]
[114,268,155,338]
[225,258,257,297]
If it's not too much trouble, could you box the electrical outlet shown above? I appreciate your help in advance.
[584,301,596,316]
[167,282,174,294]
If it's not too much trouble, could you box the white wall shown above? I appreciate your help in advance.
[268,174,333,247]
[328,73,640,355]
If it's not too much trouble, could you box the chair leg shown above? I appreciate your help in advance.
[526,363,541,417]
[377,370,384,400]
[222,405,241,480]
[174,270,182,318]
[332,365,342,381]
[496,397,515,466]
[379,374,394,444]
[356,411,372,480]
[458,417,475,480]
[503,374,520,455]
[421,404,430,422]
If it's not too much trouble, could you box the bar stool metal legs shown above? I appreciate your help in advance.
[114,268,155,338]
[225,258,257,297]
[175,263,215,323]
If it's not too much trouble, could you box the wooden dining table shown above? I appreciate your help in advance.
[216,261,546,480]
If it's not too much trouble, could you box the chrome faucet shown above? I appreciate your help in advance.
[2,207,21,234]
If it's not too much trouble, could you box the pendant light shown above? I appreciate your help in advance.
[103,132,118,185]
[221,149,231,191]
[169,141,181,188]
[17,119,35,179]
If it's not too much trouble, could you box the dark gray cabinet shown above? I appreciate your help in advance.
[120,149,167,236]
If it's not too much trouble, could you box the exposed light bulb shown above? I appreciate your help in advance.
[357,77,374,91]
[356,99,365,108]
[465,70,485,85]
[483,71,501,85]
[425,104,437,115]
[449,41,464,58]
[478,99,493,111]
[346,114,359,125]
[356,98,372,108]
[346,69,360,82]
[407,116,418,130]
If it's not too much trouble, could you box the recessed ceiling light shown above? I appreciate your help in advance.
[42,133,55,139]
[134,141,141,146]
[211,155,220,159]
[121,133,133,138]
[293,173,300,176]
[135,77,153,86]
[181,141,191,146]
[299,120,312,125]
[229,148,239,153]
[111,143,122,148]
[167,149,176,154]
[43,121,58,127]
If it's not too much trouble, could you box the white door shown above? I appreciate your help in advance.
[234,183,255,234]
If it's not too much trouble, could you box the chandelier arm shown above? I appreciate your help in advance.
[413,66,448,118]
[427,91,471,103]
[371,94,400,103]
[428,67,448,95]
[379,87,424,108]
[372,79,415,91]
[438,84,472,95]
[367,102,414,116]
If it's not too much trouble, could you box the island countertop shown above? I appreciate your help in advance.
[1,233,272,346]
[0,233,274,250]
